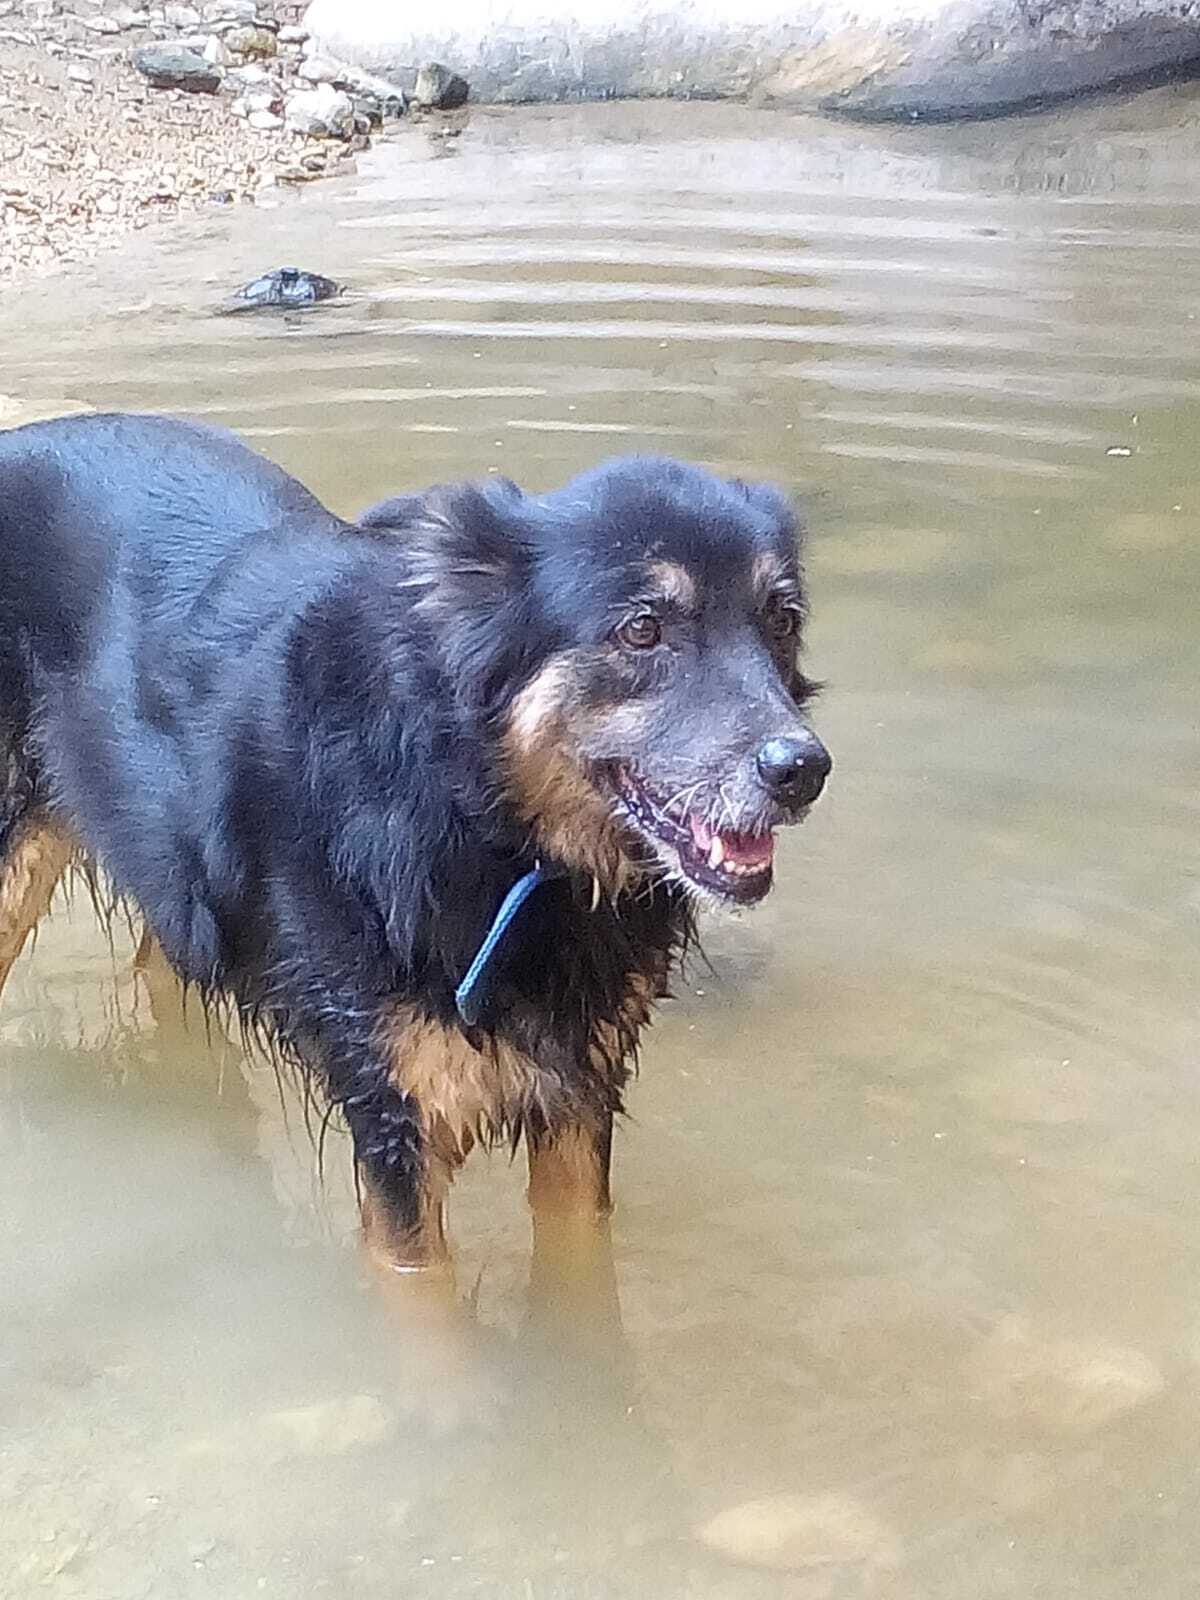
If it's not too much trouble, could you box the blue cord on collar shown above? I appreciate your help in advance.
[455,864,559,1026]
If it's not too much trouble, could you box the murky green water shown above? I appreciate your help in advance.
[2,92,1200,1598]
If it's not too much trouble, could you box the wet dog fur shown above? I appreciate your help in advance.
[0,413,829,1265]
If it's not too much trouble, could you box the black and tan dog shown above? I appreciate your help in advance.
[0,413,829,1272]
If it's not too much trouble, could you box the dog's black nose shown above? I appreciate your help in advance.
[756,733,831,806]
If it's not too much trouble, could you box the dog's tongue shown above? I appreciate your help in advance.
[689,815,774,873]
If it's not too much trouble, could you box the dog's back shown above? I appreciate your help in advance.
[0,412,353,970]
[0,413,342,667]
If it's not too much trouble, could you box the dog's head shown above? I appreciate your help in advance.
[362,457,829,907]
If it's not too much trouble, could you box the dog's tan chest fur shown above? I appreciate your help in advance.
[381,964,662,1169]
[383,1006,545,1166]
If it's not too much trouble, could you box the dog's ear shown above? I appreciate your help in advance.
[358,478,524,535]
[357,492,432,531]
[368,478,538,720]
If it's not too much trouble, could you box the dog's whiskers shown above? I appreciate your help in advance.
[661,779,706,832]
[714,782,738,834]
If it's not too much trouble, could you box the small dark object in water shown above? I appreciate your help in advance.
[412,60,469,110]
[223,266,343,313]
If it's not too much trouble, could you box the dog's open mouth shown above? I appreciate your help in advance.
[612,769,776,903]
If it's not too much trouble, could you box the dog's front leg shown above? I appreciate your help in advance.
[361,1146,501,1435]
[341,1082,449,1273]
[359,1159,450,1274]
[326,1045,502,1431]
[525,1115,624,1352]
[527,1115,613,1218]
[300,1001,443,1269]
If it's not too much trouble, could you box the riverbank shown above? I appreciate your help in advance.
[304,0,1200,120]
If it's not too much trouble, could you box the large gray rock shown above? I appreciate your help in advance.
[133,44,223,91]
[300,0,1200,119]
[412,60,470,108]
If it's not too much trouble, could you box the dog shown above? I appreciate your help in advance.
[0,412,829,1272]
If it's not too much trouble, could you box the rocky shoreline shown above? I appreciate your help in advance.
[0,0,418,280]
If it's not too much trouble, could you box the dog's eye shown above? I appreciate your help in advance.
[616,613,663,651]
[766,602,802,641]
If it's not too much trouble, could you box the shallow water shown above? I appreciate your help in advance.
[2,93,1200,1599]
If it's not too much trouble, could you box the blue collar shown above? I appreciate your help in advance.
[455,864,564,1026]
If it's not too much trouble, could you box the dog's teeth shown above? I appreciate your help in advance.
[590,875,601,912]
[708,836,725,871]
